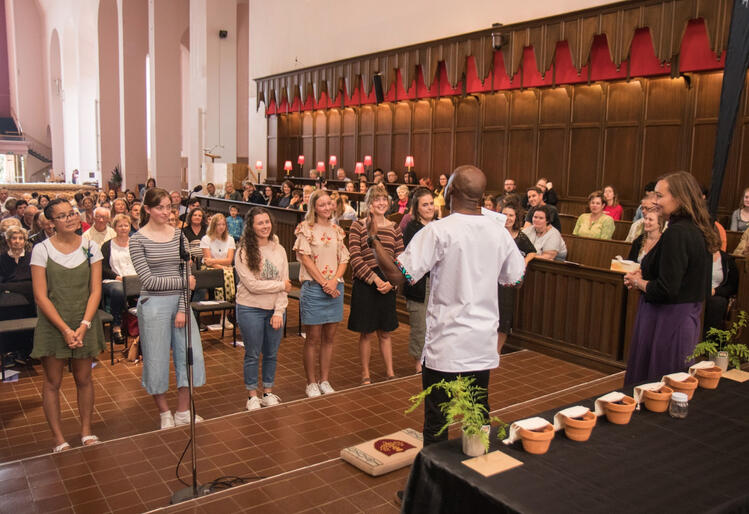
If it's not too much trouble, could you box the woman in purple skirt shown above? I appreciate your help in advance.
[623,171,719,385]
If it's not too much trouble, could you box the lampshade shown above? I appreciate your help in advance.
[297,155,305,165]
[255,160,263,170]
[363,155,373,166]
[329,155,337,167]
[355,162,364,174]
[284,160,293,171]
[404,155,415,168]
[316,161,325,172]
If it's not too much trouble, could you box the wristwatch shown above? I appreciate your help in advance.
[80,320,92,328]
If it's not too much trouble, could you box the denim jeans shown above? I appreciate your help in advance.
[102,280,125,326]
[137,294,206,395]
[236,304,284,390]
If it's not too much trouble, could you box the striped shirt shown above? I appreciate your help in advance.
[348,219,404,283]
[129,229,191,310]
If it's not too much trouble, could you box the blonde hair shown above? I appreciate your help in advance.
[111,213,131,229]
[362,184,389,217]
[206,213,228,240]
[305,190,330,225]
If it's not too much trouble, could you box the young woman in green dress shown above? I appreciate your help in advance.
[30,198,105,453]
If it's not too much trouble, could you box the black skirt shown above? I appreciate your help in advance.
[498,285,516,334]
[348,268,399,333]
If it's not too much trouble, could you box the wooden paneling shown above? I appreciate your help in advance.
[270,70,749,218]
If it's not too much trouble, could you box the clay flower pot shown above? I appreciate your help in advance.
[642,386,673,412]
[562,411,597,442]
[603,396,636,425]
[665,375,698,400]
[517,424,554,455]
[695,366,722,390]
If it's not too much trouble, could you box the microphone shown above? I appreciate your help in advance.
[192,185,203,193]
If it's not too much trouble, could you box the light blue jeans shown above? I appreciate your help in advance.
[236,305,284,390]
[137,294,206,395]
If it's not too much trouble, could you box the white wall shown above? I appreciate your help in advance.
[247,0,615,169]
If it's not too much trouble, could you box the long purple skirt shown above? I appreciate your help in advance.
[624,297,702,386]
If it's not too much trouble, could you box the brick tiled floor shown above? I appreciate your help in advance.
[0,300,624,513]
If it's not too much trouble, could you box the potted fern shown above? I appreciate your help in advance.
[109,165,123,192]
[405,376,506,457]
[689,311,748,372]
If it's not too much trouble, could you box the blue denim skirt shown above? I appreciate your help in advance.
[300,281,344,325]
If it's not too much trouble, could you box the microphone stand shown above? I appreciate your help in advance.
[171,186,208,504]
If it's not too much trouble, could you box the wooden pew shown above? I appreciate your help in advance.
[559,213,632,240]
[726,230,744,253]
[561,234,633,269]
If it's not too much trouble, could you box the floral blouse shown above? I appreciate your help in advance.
[293,221,350,282]
[573,213,615,239]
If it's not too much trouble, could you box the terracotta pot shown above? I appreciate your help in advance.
[665,375,698,400]
[562,411,597,442]
[695,366,722,389]
[642,386,673,412]
[462,431,486,457]
[517,424,554,455]
[603,396,636,425]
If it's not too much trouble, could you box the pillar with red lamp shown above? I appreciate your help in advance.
[404,155,414,173]
[297,155,305,176]
[328,155,337,180]
[255,160,263,183]
[354,162,364,176]
[283,160,293,176]
[363,155,372,180]
[316,161,326,179]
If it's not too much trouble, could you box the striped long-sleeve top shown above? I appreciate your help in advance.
[129,229,191,310]
[348,219,404,283]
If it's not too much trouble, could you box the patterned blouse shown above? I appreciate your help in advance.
[293,221,350,282]
[573,213,616,239]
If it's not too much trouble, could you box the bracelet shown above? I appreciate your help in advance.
[80,320,91,328]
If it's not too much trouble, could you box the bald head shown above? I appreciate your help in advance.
[446,165,486,209]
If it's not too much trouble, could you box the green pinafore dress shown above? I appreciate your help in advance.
[31,247,105,360]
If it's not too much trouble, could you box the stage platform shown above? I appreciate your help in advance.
[0,302,624,513]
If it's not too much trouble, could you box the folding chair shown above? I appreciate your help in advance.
[190,269,237,345]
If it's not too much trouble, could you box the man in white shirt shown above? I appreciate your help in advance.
[370,165,526,446]
[83,207,116,246]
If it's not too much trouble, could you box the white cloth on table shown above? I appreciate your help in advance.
[593,391,626,416]
[661,372,691,384]
[553,406,589,431]
[502,416,551,445]
[633,381,665,410]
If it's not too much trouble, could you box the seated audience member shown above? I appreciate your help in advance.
[125,190,136,205]
[30,213,55,245]
[168,209,181,228]
[336,168,350,182]
[602,185,623,220]
[15,199,28,222]
[704,249,739,334]
[38,194,50,211]
[536,178,558,206]
[288,189,304,210]
[390,185,410,215]
[111,198,129,218]
[301,185,315,212]
[183,206,207,263]
[96,191,108,207]
[403,170,416,185]
[626,196,658,242]
[107,189,117,202]
[358,181,368,194]
[101,214,137,345]
[373,169,384,182]
[482,193,497,211]
[224,181,243,201]
[627,211,663,263]
[83,207,116,246]
[170,190,186,216]
[263,186,277,206]
[227,205,244,242]
[200,213,236,269]
[129,201,141,233]
[385,170,399,184]
[205,182,219,198]
[0,226,31,283]
[730,187,749,232]
[433,174,448,218]
[309,168,320,180]
[0,187,8,214]
[524,186,561,231]
[21,205,39,232]
[79,197,95,227]
[522,205,567,260]
[632,182,657,222]
[2,198,18,220]
[332,195,357,224]
[732,227,749,257]
[573,190,615,239]
[277,181,293,208]
[242,182,265,204]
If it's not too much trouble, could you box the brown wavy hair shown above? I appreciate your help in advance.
[660,171,720,253]
[239,207,276,272]
[140,188,170,226]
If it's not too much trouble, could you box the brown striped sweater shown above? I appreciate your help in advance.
[348,219,404,284]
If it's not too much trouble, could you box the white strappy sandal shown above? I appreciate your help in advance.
[53,442,71,453]
[81,435,100,447]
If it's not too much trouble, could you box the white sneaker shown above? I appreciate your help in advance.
[246,396,262,411]
[261,393,281,407]
[318,381,335,395]
[160,411,175,430]
[174,410,203,426]
[305,383,321,398]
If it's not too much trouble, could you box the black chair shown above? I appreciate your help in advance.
[121,275,142,360]
[286,261,302,337]
[0,291,37,381]
[190,269,236,345]
[98,308,115,365]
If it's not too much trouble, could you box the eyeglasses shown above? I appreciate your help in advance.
[52,212,79,222]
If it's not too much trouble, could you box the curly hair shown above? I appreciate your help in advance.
[239,207,276,272]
